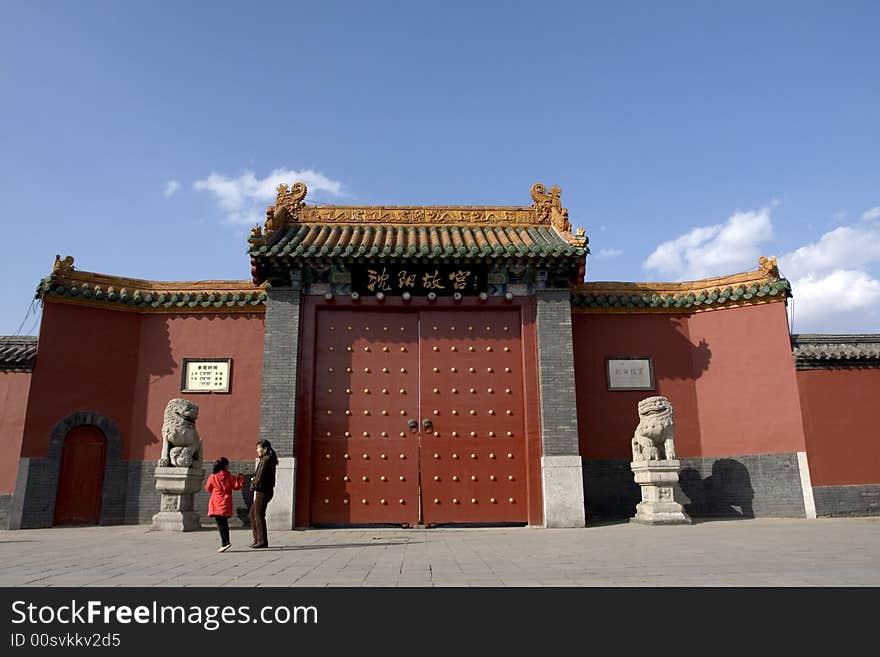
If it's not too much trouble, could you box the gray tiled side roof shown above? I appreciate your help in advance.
[0,336,37,372]
[791,334,880,369]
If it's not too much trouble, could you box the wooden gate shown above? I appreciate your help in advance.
[53,425,107,525]
[309,308,527,526]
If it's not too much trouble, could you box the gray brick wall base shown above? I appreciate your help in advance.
[11,458,256,529]
[812,484,880,517]
[583,453,809,520]
[129,459,256,527]
[0,494,11,529]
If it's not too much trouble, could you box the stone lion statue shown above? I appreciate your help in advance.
[158,398,203,467]
[631,396,676,462]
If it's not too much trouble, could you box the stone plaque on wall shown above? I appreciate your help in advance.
[181,358,232,393]
[606,357,654,391]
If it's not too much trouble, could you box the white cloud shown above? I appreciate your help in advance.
[163,180,181,199]
[642,205,880,331]
[787,270,880,332]
[780,216,880,332]
[863,206,880,220]
[778,222,880,281]
[643,208,773,280]
[194,168,345,225]
[597,248,622,258]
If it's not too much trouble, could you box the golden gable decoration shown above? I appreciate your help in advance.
[249,181,585,247]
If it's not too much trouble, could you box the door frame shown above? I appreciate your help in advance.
[295,294,544,527]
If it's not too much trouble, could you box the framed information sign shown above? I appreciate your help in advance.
[181,358,232,393]
[606,356,654,391]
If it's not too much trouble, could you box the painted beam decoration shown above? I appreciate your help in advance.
[352,264,488,296]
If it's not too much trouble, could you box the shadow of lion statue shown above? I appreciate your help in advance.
[158,398,203,467]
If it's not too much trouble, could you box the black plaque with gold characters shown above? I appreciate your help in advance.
[352,264,488,296]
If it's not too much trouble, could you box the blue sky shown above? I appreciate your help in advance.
[2,1,878,335]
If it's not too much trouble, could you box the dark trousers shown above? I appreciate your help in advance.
[213,516,230,547]
[249,491,273,546]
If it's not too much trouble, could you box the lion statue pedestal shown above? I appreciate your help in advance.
[151,399,206,531]
[629,396,692,526]
[152,466,205,531]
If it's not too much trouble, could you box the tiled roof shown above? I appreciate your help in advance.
[792,334,880,369]
[36,259,266,313]
[247,182,589,284]
[0,336,37,372]
[249,224,586,261]
[571,258,790,314]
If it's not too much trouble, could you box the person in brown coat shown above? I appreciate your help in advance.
[249,439,278,548]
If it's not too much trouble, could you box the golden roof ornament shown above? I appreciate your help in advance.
[530,183,571,234]
[261,182,309,238]
[52,255,75,275]
[247,181,584,246]
[758,255,779,279]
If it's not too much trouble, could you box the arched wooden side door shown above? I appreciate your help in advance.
[53,425,107,525]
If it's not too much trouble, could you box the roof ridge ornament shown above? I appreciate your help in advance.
[758,255,779,280]
[52,254,75,275]
[530,183,572,235]
[251,182,310,244]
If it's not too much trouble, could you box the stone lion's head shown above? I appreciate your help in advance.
[637,396,673,421]
[164,398,199,425]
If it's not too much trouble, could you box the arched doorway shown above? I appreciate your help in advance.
[53,425,107,525]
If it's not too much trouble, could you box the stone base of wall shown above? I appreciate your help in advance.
[23,454,878,526]
[583,453,808,520]
[125,460,255,527]
[813,485,880,517]
[0,494,11,529]
[14,459,256,529]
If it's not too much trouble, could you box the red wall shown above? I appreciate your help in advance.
[130,313,264,462]
[21,303,140,458]
[21,302,264,463]
[688,303,806,456]
[797,368,880,486]
[0,371,31,493]
[573,313,701,459]
[573,302,807,459]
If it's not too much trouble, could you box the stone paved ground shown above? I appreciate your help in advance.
[1,517,878,587]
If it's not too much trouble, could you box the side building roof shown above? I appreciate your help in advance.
[0,336,37,372]
[791,334,880,369]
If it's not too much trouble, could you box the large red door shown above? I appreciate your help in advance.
[418,311,528,524]
[53,426,107,525]
[309,308,528,526]
[310,312,421,525]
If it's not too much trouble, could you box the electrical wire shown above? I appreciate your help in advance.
[11,299,37,336]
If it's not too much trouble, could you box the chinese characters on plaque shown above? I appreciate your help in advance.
[352,264,488,296]
[606,357,654,391]
[181,359,232,393]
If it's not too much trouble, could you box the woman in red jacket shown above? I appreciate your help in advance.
[205,457,245,553]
